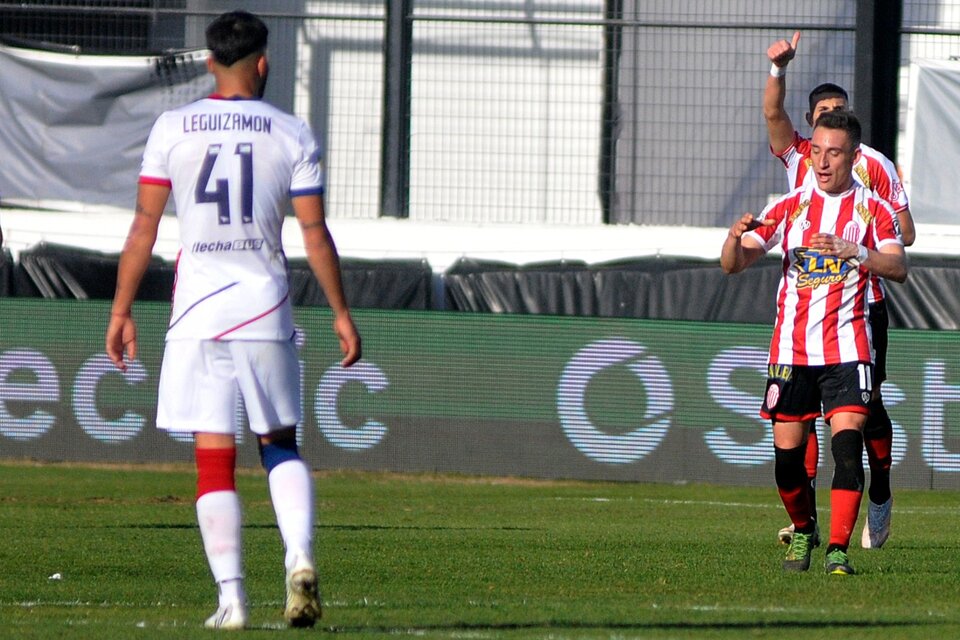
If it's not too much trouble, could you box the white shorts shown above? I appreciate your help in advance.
[157,339,301,435]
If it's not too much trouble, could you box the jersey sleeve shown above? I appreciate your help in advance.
[772,131,810,190]
[868,153,909,213]
[870,199,903,250]
[289,121,324,198]
[139,114,172,187]
[744,195,789,252]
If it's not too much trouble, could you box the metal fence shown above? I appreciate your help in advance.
[1,1,958,226]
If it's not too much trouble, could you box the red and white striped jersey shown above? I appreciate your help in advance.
[745,182,902,366]
[773,131,909,305]
[140,96,324,341]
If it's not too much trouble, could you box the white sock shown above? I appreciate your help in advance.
[267,459,314,571]
[196,490,245,603]
[217,578,246,607]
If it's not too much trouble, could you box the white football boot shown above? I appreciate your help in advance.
[284,554,322,628]
[204,599,248,630]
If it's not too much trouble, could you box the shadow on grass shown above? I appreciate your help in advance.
[105,523,538,531]
[323,619,938,634]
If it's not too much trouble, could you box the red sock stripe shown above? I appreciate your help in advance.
[829,488,863,548]
[195,447,237,499]
[778,485,813,530]
[804,430,819,479]
[864,435,893,471]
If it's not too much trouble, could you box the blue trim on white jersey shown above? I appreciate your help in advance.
[168,281,240,330]
[289,186,324,198]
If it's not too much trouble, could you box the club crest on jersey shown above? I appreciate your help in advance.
[854,163,871,189]
[855,202,873,225]
[841,221,862,244]
[788,199,811,224]
[792,247,857,289]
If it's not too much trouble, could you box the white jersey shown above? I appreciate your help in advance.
[140,96,324,341]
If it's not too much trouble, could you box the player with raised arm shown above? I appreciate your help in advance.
[722,111,907,574]
[106,10,361,630]
[764,31,914,550]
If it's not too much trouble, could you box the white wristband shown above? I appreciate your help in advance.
[770,63,786,78]
[857,245,868,263]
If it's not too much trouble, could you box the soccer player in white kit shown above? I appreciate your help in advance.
[721,111,907,575]
[106,10,361,629]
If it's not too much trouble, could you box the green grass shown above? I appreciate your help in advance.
[1,462,959,639]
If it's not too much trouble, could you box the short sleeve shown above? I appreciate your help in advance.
[869,155,909,213]
[871,199,903,249]
[773,131,810,190]
[139,115,171,186]
[289,121,324,198]
[744,194,791,252]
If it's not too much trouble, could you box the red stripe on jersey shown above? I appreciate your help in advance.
[770,257,790,364]
[851,278,871,358]
[765,192,802,365]
[868,275,885,303]
[212,293,290,340]
[792,135,812,189]
[139,175,172,187]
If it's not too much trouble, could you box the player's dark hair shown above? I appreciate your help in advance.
[206,10,268,67]
[814,110,862,151]
[808,82,848,117]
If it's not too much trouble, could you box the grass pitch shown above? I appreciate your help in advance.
[1,462,959,639]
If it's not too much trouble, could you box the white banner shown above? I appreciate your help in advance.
[0,41,212,212]
[906,59,960,225]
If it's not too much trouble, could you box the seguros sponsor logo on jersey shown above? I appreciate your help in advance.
[792,247,857,289]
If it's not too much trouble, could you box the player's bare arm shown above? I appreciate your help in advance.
[292,193,362,367]
[893,163,917,246]
[897,208,916,247]
[106,182,169,371]
[764,31,800,155]
[808,232,908,283]
[720,213,772,274]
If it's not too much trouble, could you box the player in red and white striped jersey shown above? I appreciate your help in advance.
[106,11,360,629]
[764,31,913,551]
[722,111,907,574]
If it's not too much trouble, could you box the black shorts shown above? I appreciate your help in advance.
[760,362,873,424]
[869,299,888,385]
